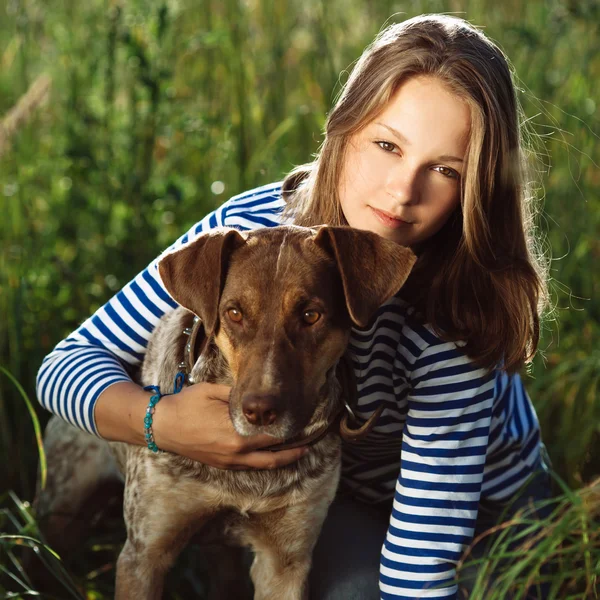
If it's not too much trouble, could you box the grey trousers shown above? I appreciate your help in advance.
[308,464,554,600]
[308,491,389,600]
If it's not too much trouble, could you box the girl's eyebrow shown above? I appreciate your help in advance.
[375,122,411,145]
[374,121,464,164]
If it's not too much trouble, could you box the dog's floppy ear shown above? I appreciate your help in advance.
[314,226,416,327]
[158,228,246,334]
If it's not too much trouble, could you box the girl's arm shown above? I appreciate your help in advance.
[35,183,307,468]
[380,338,495,600]
[93,380,305,469]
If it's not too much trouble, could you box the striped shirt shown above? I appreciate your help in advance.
[36,182,543,599]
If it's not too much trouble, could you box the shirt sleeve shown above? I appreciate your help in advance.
[36,183,284,435]
[379,339,495,599]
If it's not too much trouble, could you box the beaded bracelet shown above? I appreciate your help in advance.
[143,386,162,452]
[143,372,186,453]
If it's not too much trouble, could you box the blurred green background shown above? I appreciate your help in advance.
[0,0,598,595]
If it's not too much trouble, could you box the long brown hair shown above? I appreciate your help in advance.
[282,14,548,373]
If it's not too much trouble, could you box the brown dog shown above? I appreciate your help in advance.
[36,225,415,599]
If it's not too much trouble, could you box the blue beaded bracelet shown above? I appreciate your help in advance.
[143,372,185,453]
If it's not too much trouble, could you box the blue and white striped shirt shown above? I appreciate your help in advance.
[36,182,543,599]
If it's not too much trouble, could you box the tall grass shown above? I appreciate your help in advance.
[0,0,598,597]
[457,476,600,598]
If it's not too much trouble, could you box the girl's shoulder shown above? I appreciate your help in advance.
[157,182,285,258]
[384,299,527,395]
[355,295,528,403]
[225,181,284,203]
[370,295,491,379]
[219,181,286,229]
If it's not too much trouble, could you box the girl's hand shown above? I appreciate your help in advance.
[152,382,307,470]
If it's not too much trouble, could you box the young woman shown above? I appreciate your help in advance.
[36,14,553,599]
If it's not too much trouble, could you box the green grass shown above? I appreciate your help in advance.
[0,0,599,597]
[456,476,600,598]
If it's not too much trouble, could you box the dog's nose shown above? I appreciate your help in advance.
[242,394,279,426]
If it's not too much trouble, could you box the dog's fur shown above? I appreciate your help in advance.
[36,225,415,599]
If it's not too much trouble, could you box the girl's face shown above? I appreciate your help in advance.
[338,75,471,247]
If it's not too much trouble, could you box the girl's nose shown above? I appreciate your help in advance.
[388,167,420,205]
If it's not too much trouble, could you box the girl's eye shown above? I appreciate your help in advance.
[376,141,397,153]
[435,166,460,180]
[227,308,243,323]
[303,310,321,325]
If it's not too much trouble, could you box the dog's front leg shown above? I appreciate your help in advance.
[115,538,168,600]
[115,453,214,600]
[115,498,214,600]
[238,478,338,600]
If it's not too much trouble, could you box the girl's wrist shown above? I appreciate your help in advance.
[95,381,155,446]
[144,391,180,454]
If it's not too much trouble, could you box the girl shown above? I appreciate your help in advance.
[36,14,553,599]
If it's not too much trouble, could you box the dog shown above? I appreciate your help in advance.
[35,225,415,599]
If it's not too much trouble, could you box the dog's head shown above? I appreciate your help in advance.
[158,225,415,439]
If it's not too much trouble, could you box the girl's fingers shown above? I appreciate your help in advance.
[237,433,288,451]
[234,447,309,470]
[204,384,234,402]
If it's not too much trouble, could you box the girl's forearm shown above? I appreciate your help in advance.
[94,381,152,445]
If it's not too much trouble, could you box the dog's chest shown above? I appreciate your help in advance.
[126,439,340,516]
[147,468,293,515]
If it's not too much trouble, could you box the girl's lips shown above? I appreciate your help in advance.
[369,206,411,230]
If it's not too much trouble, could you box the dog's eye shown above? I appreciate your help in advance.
[303,310,321,325]
[227,308,243,323]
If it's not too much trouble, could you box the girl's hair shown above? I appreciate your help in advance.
[282,14,548,373]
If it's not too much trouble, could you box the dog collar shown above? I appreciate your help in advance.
[179,314,206,383]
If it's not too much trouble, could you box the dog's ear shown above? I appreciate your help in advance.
[158,228,246,334]
[314,226,416,327]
